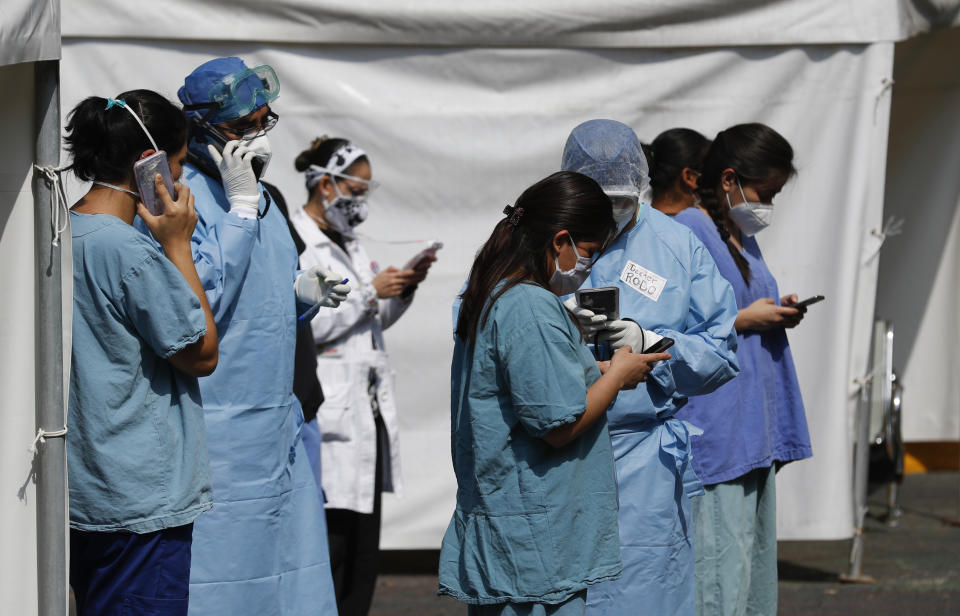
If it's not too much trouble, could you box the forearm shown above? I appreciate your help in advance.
[164,242,218,360]
[543,372,622,448]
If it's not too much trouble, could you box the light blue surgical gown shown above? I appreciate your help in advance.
[179,163,338,615]
[582,206,739,616]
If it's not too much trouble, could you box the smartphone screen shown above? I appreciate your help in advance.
[133,151,175,216]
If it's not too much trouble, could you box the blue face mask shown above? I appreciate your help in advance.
[549,234,593,295]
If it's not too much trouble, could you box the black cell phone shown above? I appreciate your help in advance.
[643,337,675,354]
[792,295,825,310]
[576,286,620,321]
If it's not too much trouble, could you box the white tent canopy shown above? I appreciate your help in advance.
[56,1,960,551]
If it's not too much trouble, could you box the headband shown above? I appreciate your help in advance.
[304,142,368,189]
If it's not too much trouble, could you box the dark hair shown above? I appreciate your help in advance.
[64,89,187,182]
[646,128,711,202]
[294,136,369,195]
[697,123,795,284]
[455,171,615,342]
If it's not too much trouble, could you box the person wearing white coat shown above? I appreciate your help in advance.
[289,136,435,616]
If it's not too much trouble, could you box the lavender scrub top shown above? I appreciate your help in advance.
[673,208,812,485]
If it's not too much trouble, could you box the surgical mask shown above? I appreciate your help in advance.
[244,134,272,180]
[549,234,593,295]
[606,190,640,232]
[726,180,773,236]
[323,181,369,235]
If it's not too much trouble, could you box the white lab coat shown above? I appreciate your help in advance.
[291,207,410,513]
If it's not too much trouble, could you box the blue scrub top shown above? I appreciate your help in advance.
[68,211,211,533]
[439,282,621,605]
[673,208,812,485]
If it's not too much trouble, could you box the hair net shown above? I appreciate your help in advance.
[178,57,279,124]
[560,119,650,196]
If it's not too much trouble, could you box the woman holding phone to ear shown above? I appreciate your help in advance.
[673,123,812,616]
[440,171,666,615]
[64,90,217,614]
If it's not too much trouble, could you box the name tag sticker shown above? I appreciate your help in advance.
[620,261,667,302]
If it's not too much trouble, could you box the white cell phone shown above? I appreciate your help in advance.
[403,240,443,271]
[133,151,175,216]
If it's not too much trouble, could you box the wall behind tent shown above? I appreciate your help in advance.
[0,61,40,616]
[876,26,960,442]
[61,38,892,544]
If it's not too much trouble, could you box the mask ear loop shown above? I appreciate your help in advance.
[105,97,161,153]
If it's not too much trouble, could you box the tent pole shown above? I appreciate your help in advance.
[33,59,67,616]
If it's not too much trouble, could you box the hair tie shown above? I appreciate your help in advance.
[503,204,524,227]
[105,97,126,110]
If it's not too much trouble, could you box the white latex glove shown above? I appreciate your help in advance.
[207,141,260,217]
[294,266,352,308]
[562,297,607,335]
[600,319,664,352]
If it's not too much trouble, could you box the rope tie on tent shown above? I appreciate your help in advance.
[873,77,894,124]
[28,426,68,454]
[861,216,904,265]
[33,164,70,247]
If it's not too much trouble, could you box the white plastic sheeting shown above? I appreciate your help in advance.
[59,37,894,544]
[0,0,60,66]
[876,27,960,442]
[0,61,40,616]
[63,0,960,47]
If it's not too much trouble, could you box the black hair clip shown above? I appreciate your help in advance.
[503,204,525,227]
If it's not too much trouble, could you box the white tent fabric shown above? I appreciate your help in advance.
[876,27,960,442]
[63,0,959,47]
[0,61,41,616]
[60,36,892,545]
[0,0,60,66]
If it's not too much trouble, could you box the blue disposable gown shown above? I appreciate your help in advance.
[178,163,338,615]
[582,206,739,616]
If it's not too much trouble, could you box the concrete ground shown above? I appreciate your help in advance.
[371,472,960,615]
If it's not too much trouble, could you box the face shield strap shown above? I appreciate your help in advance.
[105,97,160,154]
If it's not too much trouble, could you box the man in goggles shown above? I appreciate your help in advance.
[173,57,341,615]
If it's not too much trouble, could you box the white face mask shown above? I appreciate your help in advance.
[549,234,593,295]
[726,179,773,236]
[606,190,640,232]
[244,134,272,180]
[323,181,369,236]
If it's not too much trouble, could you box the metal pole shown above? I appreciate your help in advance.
[33,59,66,616]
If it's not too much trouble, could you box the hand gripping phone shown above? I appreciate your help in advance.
[643,337,675,354]
[403,240,443,271]
[791,294,825,310]
[133,151,176,216]
[575,286,620,321]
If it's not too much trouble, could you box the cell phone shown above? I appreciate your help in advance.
[133,151,175,216]
[576,286,620,321]
[791,295,825,310]
[403,240,443,271]
[643,337,675,354]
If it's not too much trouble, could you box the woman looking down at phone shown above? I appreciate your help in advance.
[440,171,664,615]
[289,135,434,616]
[64,90,217,614]
[673,123,812,616]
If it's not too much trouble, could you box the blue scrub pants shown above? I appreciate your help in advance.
[693,466,777,616]
[70,523,193,616]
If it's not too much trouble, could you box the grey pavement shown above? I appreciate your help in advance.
[371,472,960,615]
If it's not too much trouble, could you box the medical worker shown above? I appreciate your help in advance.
[643,128,711,217]
[673,123,812,616]
[440,171,666,615]
[173,57,348,615]
[289,136,433,616]
[65,90,217,614]
[560,120,740,616]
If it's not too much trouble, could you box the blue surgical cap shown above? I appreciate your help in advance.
[561,119,650,195]
[178,56,278,124]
